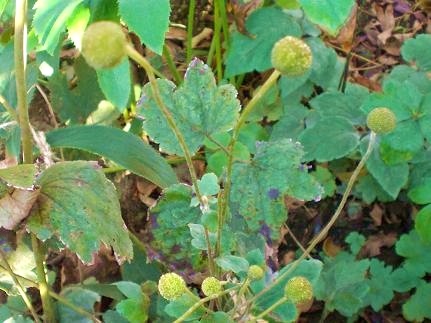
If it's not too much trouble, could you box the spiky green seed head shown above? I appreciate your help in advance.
[366,107,396,134]
[158,273,186,301]
[201,277,222,297]
[271,36,312,76]
[284,276,313,306]
[81,21,127,69]
[247,265,264,281]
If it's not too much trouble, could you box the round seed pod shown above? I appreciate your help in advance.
[201,277,222,297]
[158,273,187,301]
[366,107,396,134]
[81,21,128,69]
[284,276,313,306]
[271,36,312,76]
[247,265,264,281]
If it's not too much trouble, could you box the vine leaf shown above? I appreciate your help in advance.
[138,58,240,156]
[230,139,322,239]
[27,161,133,263]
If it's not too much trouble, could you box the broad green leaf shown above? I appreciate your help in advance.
[408,161,431,204]
[402,281,431,322]
[27,161,133,263]
[147,184,203,270]
[401,34,431,72]
[89,0,120,23]
[102,311,128,323]
[238,123,269,154]
[196,173,219,196]
[355,174,393,204]
[225,7,301,77]
[0,243,37,291]
[114,282,149,322]
[138,59,240,156]
[315,253,370,317]
[299,116,360,162]
[309,91,366,125]
[230,139,321,238]
[33,0,84,54]
[46,125,178,188]
[396,230,431,278]
[300,0,356,35]
[47,57,104,123]
[121,243,161,284]
[270,104,309,141]
[364,259,394,311]
[391,266,422,293]
[58,287,100,323]
[66,2,90,50]
[165,294,205,321]
[246,84,283,122]
[0,165,36,188]
[361,136,409,199]
[97,59,131,111]
[312,166,336,198]
[215,255,249,273]
[415,204,431,244]
[252,259,322,322]
[118,0,170,54]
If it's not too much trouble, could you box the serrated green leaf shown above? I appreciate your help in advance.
[27,161,133,263]
[230,139,321,238]
[89,0,120,23]
[139,59,240,156]
[312,166,336,198]
[415,204,431,244]
[300,0,355,35]
[33,0,84,54]
[47,57,104,123]
[396,230,431,278]
[401,34,431,72]
[345,232,365,255]
[66,2,90,50]
[215,255,249,273]
[118,0,170,55]
[97,59,131,111]
[46,125,178,188]
[58,287,100,323]
[402,281,431,322]
[309,91,366,125]
[0,165,36,188]
[390,266,422,293]
[225,7,301,77]
[299,116,359,162]
[364,259,394,311]
[361,136,409,199]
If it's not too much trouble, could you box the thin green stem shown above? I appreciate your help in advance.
[163,44,182,84]
[251,296,288,321]
[213,0,223,82]
[230,278,250,315]
[216,0,229,49]
[174,287,238,323]
[31,236,56,323]
[206,30,217,67]
[249,132,377,305]
[0,94,18,120]
[0,249,40,323]
[126,44,204,204]
[15,0,55,321]
[217,70,281,257]
[186,0,196,63]
[128,231,148,254]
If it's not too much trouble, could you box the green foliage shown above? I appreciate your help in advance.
[138,59,240,156]
[364,259,394,311]
[225,7,301,77]
[401,34,431,71]
[402,281,431,321]
[395,230,431,277]
[299,0,356,35]
[27,161,133,263]
[215,255,249,273]
[118,0,170,55]
[57,287,100,322]
[415,204,431,243]
[0,164,36,189]
[230,139,322,238]
[114,282,149,322]
[46,125,178,188]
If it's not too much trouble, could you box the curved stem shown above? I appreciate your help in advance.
[126,44,204,204]
[216,70,281,257]
[249,132,377,305]
[251,296,288,322]
[174,286,238,323]
[0,249,40,323]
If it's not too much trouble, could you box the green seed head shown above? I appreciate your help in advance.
[271,36,312,76]
[366,107,397,134]
[81,21,127,69]
[284,276,313,305]
[247,265,264,281]
[201,277,222,297]
[158,273,186,301]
